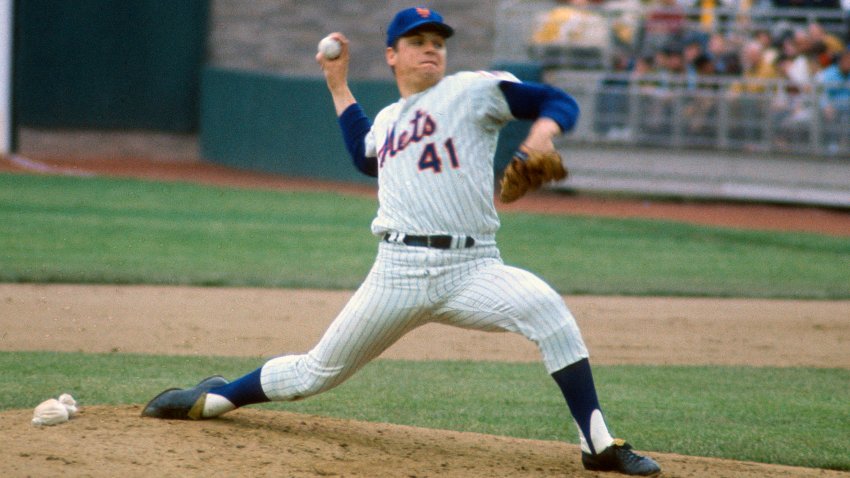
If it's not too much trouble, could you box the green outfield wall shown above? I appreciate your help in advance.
[199,67,533,182]
[200,68,392,184]
[13,0,208,132]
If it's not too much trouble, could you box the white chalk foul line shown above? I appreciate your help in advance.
[7,155,96,177]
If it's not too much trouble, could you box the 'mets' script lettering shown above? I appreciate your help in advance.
[378,109,437,166]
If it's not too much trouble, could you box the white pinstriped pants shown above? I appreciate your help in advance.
[260,240,589,401]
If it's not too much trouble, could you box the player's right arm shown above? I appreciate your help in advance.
[317,32,378,177]
[338,104,377,177]
[316,33,356,115]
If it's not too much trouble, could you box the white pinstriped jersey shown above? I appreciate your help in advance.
[364,71,520,239]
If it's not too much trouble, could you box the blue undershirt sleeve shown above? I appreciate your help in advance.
[338,103,378,177]
[498,80,580,133]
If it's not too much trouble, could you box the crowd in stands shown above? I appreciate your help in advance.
[530,0,850,153]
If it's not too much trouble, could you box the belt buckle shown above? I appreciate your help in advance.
[431,235,456,249]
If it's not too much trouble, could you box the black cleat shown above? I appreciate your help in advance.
[582,439,661,476]
[140,375,229,420]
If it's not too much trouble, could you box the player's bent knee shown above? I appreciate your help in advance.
[261,354,348,401]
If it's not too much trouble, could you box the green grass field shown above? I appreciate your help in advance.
[1,352,848,471]
[2,173,848,298]
[1,172,849,471]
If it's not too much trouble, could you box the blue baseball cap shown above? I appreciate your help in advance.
[386,7,454,47]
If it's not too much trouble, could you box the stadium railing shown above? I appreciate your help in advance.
[547,70,850,156]
[493,0,849,156]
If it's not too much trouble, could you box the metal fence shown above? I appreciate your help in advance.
[493,0,850,157]
[548,70,850,157]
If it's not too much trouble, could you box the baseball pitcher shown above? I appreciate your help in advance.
[141,7,661,476]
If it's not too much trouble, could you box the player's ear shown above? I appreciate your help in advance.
[385,46,397,68]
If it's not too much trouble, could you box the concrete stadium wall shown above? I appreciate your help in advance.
[554,144,850,208]
[206,0,495,80]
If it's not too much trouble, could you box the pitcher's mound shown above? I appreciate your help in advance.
[1,405,844,478]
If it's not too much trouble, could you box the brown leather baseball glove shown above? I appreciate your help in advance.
[499,145,568,203]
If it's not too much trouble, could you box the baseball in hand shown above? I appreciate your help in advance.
[318,35,342,60]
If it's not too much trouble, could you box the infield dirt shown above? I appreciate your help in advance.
[1,155,849,477]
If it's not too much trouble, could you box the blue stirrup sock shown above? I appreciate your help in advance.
[209,367,269,408]
[551,358,613,455]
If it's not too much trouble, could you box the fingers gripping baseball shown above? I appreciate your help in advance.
[316,33,347,63]
[316,33,350,84]
[499,146,568,203]
[318,35,342,60]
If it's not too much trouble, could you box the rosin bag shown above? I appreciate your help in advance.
[32,393,78,426]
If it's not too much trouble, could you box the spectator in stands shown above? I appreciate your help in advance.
[809,40,833,69]
[531,0,611,69]
[576,0,848,152]
[641,0,687,54]
[790,27,831,73]
[683,38,705,71]
[532,0,609,47]
[817,48,850,117]
[753,29,780,66]
[780,30,815,91]
[728,39,782,148]
[682,39,703,89]
[640,42,688,136]
[630,54,659,87]
[770,53,815,149]
[732,39,782,94]
[807,22,845,58]
[604,0,644,52]
[745,32,776,71]
[682,53,721,136]
[593,50,634,138]
[706,32,742,75]
[815,48,850,151]
[660,42,688,77]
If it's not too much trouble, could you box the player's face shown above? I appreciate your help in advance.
[387,30,447,95]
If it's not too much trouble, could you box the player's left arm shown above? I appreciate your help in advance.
[498,81,580,150]
[495,80,576,203]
